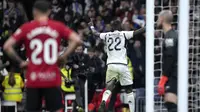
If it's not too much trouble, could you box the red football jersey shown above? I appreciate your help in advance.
[12,19,72,88]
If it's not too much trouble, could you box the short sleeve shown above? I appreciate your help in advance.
[100,33,107,40]
[60,23,73,40]
[123,31,134,40]
[12,25,27,43]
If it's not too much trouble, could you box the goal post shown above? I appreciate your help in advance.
[178,0,189,112]
[145,0,154,112]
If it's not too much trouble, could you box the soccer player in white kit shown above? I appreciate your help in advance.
[89,20,145,112]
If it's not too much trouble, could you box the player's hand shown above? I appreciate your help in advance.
[158,75,168,96]
[158,83,165,96]
[88,22,94,27]
[88,21,93,27]
[20,61,28,69]
[88,18,94,27]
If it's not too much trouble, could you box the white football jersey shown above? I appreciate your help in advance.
[100,30,134,65]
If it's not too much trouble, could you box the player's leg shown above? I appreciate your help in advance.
[26,88,42,112]
[164,93,177,112]
[107,82,121,112]
[164,78,177,112]
[98,65,118,112]
[102,68,118,102]
[120,65,135,112]
[123,85,135,112]
[102,77,117,101]
[98,78,117,112]
[44,87,64,112]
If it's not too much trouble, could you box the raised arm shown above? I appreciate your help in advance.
[88,21,100,37]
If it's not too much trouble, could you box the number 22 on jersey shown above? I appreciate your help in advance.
[107,37,121,51]
[30,38,58,65]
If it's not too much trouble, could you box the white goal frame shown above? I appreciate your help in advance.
[145,0,155,112]
[178,0,189,112]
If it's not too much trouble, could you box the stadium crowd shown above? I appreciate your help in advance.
[0,0,184,112]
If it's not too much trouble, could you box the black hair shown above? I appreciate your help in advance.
[111,20,122,31]
[33,0,51,13]
[8,67,16,87]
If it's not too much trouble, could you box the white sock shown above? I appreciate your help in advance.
[127,92,135,112]
[102,90,112,102]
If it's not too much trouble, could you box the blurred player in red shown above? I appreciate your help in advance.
[3,0,82,112]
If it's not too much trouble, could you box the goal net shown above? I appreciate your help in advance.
[188,0,200,111]
[154,0,200,112]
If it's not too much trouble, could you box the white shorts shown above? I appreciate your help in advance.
[106,64,133,86]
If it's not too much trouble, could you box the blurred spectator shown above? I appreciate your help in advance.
[122,21,132,31]
[50,0,65,22]
[95,16,105,32]
[87,6,96,18]
[1,63,24,112]
[104,0,113,10]
[71,0,83,16]
[3,0,27,32]
[116,0,132,22]
[132,7,145,29]
[119,0,130,11]
[104,24,112,32]
[84,0,92,14]
[60,64,75,93]
[63,10,74,28]
[1,0,27,48]
[101,8,113,24]
[0,1,3,29]
[87,48,104,102]
[66,46,90,111]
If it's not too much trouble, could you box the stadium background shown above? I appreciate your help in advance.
[0,0,199,112]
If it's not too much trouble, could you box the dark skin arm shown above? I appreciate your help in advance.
[88,21,100,37]
[88,20,146,37]
[133,27,146,36]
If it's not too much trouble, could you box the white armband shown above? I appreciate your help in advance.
[90,26,95,29]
